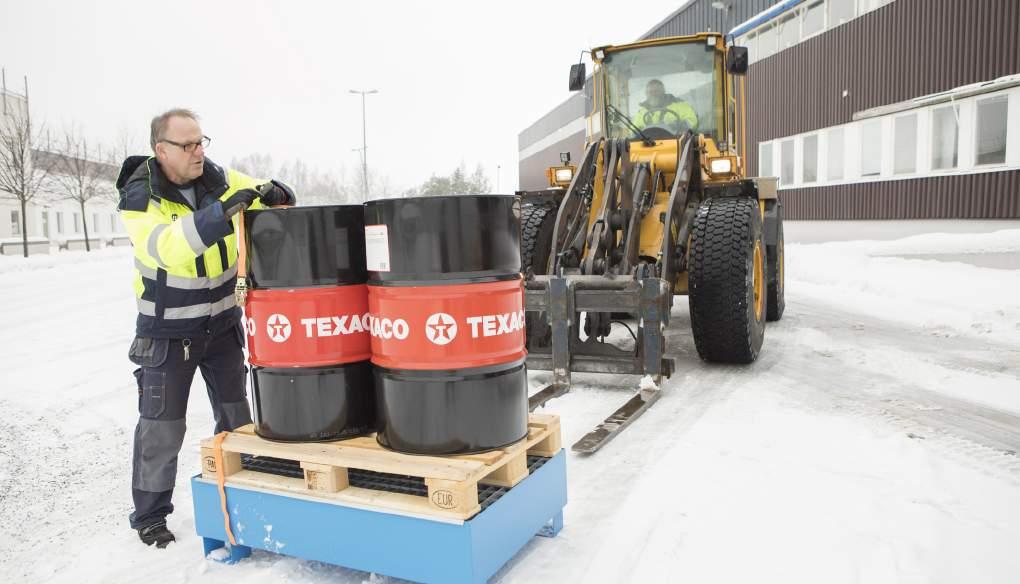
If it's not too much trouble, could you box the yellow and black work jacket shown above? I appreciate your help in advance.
[116,156,287,339]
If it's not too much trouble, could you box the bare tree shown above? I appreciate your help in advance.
[0,93,55,257]
[232,153,360,205]
[47,126,117,251]
[108,124,146,166]
[231,152,276,178]
[278,159,355,205]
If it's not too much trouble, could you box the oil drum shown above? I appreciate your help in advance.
[364,195,528,454]
[243,205,375,442]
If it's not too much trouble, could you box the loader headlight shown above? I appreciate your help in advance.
[709,158,733,175]
[554,168,574,182]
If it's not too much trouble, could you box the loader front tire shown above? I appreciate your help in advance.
[688,197,766,363]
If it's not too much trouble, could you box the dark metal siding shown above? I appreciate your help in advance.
[782,171,1020,219]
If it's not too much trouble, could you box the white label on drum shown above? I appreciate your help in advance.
[364,224,391,272]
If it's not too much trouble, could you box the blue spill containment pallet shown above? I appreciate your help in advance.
[192,414,567,583]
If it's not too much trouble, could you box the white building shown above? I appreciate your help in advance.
[0,89,127,255]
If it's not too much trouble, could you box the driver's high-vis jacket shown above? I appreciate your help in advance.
[634,96,698,132]
[116,156,274,339]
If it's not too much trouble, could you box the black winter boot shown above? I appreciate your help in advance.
[138,520,176,548]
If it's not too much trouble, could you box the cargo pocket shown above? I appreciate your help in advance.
[128,337,170,419]
[128,336,170,368]
[139,369,167,418]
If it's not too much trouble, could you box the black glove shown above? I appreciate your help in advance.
[222,189,260,219]
[258,180,295,207]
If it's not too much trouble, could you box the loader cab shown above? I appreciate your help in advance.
[571,34,748,179]
[603,41,721,142]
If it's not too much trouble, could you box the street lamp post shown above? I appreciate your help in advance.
[349,89,378,200]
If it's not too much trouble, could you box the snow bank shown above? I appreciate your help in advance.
[0,245,132,274]
[788,229,1020,345]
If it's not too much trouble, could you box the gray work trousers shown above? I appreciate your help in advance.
[127,325,252,530]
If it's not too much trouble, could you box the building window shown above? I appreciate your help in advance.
[777,13,799,49]
[73,213,81,234]
[860,120,882,176]
[802,134,818,183]
[828,0,856,26]
[759,142,773,176]
[756,24,776,61]
[93,213,101,232]
[932,105,959,170]
[975,96,1008,166]
[10,210,20,236]
[57,212,64,234]
[802,0,825,38]
[862,0,895,12]
[827,127,844,180]
[740,0,894,64]
[893,113,917,174]
[781,139,795,186]
[42,211,49,238]
[110,214,117,232]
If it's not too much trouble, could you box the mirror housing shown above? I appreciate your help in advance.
[726,46,748,75]
[568,63,586,91]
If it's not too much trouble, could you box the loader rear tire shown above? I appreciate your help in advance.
[688,197,766,363]
[521,202,557,349]
[520,203,557,275]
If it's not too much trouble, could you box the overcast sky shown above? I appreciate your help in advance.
[0,0,689,194]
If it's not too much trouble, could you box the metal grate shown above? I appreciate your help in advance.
[240,454,550,512]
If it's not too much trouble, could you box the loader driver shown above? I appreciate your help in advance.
[634,79,698,134]
[116,109,296,548]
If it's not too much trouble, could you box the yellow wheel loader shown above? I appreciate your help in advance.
[522,33,785,454]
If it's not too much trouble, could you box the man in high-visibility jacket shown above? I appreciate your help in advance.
[117,108,295,548]
[634,79,698,134]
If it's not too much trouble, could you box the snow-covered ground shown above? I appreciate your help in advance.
[2,226,1019,584]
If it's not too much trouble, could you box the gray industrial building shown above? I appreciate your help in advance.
[518,0,1020,219]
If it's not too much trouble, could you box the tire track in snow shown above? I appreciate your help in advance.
[762,298,1020,483]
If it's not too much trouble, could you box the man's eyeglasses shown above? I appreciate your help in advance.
[162,136,211,153]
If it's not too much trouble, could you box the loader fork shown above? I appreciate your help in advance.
[525,135,696,454]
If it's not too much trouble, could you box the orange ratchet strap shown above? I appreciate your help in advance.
[213,432,237,546]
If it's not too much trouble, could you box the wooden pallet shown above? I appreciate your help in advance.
[200,413,561,521]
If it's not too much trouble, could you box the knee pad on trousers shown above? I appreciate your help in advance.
[132,417,186,492]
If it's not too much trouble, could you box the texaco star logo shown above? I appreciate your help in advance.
[266,313,291,343]
[425,312,457,345]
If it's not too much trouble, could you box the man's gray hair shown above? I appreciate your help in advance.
[150,108,200,151]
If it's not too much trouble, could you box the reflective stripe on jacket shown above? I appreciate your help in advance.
[116,156,269,338]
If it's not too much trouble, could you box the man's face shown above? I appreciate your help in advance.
[646,83,666,108]
[154,116,205,183]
